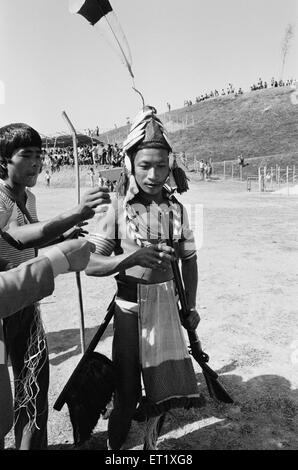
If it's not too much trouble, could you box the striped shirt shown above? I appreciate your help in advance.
[0,186,38,267]
[88,198,196,312]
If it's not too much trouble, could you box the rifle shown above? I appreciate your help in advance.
[166,201,233,404]
[54,295,116,412]
[53,296,116,445]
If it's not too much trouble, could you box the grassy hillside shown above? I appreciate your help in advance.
[169,87,298,162]
[99,87,298,166]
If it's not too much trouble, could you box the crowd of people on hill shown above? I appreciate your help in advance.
[184,83,244,107]
[43,142,124,172]
[183,76,296,108]
[250,76,296,91]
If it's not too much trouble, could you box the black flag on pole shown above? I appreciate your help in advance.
[71,0,113,26]
[69,0,135,79]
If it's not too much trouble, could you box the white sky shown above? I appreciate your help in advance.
[0,0,297,135]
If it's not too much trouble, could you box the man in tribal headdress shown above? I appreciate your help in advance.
[86,106,205,450]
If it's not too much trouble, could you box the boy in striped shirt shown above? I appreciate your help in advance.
[0,123,110,449]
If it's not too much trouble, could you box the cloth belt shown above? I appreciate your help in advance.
[115,277,178,304]
[115,278,138,303]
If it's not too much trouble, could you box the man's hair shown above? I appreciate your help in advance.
[0,123,42,179]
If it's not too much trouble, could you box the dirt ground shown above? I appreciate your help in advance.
[5,177,298,450]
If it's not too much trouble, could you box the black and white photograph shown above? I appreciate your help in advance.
[0,0,298,455]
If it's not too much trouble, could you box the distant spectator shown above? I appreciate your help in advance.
[258,78,263,89]
[107,144,113,165]
[45,170,51,187]
[91,144,98,165]
[199,159,205,180]
[237,154,249,168]
[101,146,107,165]
[98,172,104,186]
[88,167,95,187]
[205,162,212,180]
[238,154,245,165]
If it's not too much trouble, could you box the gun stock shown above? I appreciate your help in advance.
[186,328,233,403]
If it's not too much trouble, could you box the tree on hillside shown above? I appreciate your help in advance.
[280,24,295,81]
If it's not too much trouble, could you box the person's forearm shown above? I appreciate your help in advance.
[181,255,198,309]
[0,257,55,318]
[6,208,82,249]
[85,252,136,277]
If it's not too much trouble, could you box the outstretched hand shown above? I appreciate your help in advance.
[63,222,89,240]
[129,242,176,271]
[76,186,111,221]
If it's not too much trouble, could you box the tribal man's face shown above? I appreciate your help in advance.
[133,148,169,197]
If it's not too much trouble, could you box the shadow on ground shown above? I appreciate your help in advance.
[49,364,298,450]
[47,324,114,366]
[152,371,298,450]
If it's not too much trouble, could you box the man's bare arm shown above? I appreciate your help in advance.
[4,187,110,249]
[181,255,198,310]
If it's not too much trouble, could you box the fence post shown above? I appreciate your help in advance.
[231,163,234,180]
[223,161,226,180]
[240,164,243,181]
[293,165,296,184]
[287,166,289,196]
[258,167,262,192]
